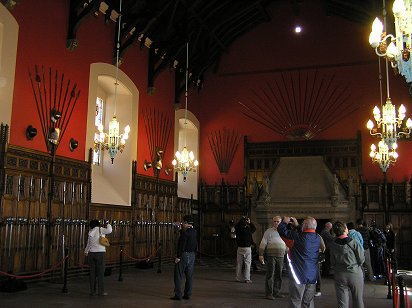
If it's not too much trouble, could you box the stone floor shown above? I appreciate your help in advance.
[0,257,410,308]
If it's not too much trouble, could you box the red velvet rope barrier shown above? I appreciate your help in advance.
[123,248,159,262]
[0,256,67,279]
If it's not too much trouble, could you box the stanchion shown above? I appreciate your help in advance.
[387,255,392,299]
[118,245,123,282]
[157,241,162,274]
[62,248,68,293]
[397,276,405,308]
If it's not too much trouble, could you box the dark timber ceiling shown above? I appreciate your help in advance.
[8,0,381,102]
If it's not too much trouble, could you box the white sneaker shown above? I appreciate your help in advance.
[314,292,321,297]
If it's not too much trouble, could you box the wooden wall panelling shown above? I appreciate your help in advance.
[198,181,247,257]
[362,180,412,268]
[131,172,179,262]
[244,134,362,199]
[0,144,91,275]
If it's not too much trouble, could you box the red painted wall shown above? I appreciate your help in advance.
[192,0,412,184]
[6,0,412,186]
[8,0,175,180]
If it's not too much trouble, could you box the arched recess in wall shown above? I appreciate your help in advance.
[174,108,199,199]
[0,4,18,126]
[86,63,139,206]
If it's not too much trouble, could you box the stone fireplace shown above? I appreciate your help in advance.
[253,156,354,229]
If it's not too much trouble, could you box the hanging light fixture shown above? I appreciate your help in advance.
[172,42,199,182]
[369,0,412,87]
[366,3,412,173]
[94,0,130,164]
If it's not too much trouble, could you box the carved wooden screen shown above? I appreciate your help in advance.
[244,132,362,199]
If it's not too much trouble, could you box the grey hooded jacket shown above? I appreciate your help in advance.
[330,237,365,274]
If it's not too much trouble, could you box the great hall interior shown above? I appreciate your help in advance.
[0,0,412,286]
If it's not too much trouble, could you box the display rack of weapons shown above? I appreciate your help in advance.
[0,173,89,274]
[0,154,194,276]
[132,192,183,260]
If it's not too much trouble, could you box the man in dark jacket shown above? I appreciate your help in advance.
[278,216,320,308]
[369,221,386,279]
[235,216,256,283]
[356,219,375,281]
[171,215,198,300]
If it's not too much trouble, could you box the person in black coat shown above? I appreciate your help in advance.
[171,215,198,300]
[235,216,256,283]
[385,222,397,274]
[369,221,386,279]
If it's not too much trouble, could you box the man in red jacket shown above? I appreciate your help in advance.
[278,216,320,308]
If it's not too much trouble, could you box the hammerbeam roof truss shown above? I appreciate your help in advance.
[56,0,379,100]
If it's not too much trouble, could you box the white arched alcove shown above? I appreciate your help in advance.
[0,4,18,126]
[86,63,139,206]
[174,108,199,199]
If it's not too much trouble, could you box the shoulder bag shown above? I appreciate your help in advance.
[99,228,110,247]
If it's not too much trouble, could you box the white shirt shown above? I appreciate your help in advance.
[84,224,112,254]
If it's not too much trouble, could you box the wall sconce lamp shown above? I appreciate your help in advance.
[69,138,78,152]
[26,125,37,140]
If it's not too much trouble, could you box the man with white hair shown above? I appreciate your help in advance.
[259,216,287,300]
[278,216,320,308]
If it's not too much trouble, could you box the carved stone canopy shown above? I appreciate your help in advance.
[255,156,351,225]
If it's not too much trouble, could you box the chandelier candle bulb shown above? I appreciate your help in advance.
[172,42,199,181]
[93,0,130,164]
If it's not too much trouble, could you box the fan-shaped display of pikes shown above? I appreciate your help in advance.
[208,129,242,174]
[28,65,80,152]
[238,70,358,140]
[142,108,172,175]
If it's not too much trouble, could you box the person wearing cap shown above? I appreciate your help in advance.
[170,215,198,300]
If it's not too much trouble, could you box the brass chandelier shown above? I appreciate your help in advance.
[171,42,198,182]
[367,1,412,173]
[94,0,130,164]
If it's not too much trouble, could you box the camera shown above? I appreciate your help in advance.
[241,216,250,224]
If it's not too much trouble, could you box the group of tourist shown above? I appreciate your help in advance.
[234,215,395,308]
[322,219,396,282]
[82,214,395,307]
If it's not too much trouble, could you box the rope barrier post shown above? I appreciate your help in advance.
[392,257,397,304]
[157,241,162,274]
[62,248,68,293]
[387,255,392,299]
[397,275,405,308]
[118,245,123,282]
[405,283,410,308]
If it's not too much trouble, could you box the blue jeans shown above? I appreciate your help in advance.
[174,252,195,298]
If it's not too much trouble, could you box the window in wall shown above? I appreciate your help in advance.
[93,97,104,165]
